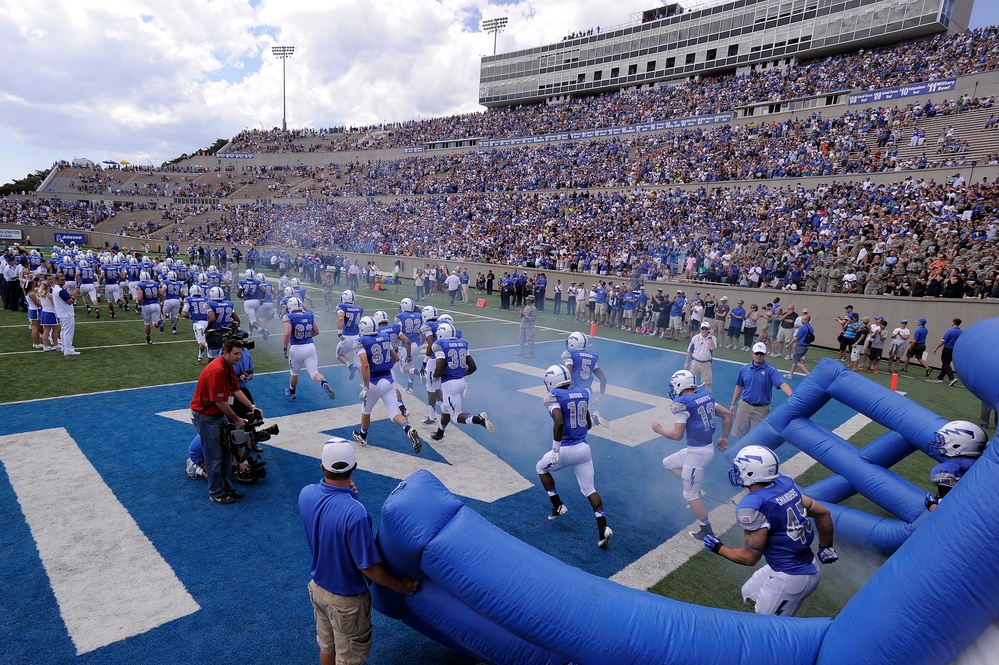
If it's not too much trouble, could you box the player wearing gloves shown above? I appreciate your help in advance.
[536,364,612,549]
[703,444,837,617]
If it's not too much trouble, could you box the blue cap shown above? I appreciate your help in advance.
[917,318,927,324]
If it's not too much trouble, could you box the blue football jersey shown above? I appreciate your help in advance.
[286,310,316,345]
[734,475,818,575]
[138,280,160,303]
[163,280,183,300]
[239,279,260,300]
[396,311,423,346]
[560,348,600,390]
[338,303,363,336]
[379,322,403,349]
[433,337,469,382]
[545,387,591,446]
[356,333,395,380]
[670,390,719,447]
[209,300,235,329]
[78,265,96,284]
[185,296,211,322]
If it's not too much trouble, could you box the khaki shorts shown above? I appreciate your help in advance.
[690,359,713,388]
[308,580,372,664]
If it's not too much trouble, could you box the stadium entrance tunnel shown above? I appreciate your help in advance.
[370,317,999,665]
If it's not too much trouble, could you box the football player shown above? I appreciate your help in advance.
[100,257,124,318]
[537,364,613,549]
[136,271,164,344]
[336,290,363,380]
[352,315,422,453]
[703,445,836,617]
[419,305,442,425]
[162,270,184,334]
[651,369,732,541]
[394,297,423,393]
[205,286,239,359]
[257,274,274,341]
[182,284,211,362]
[924,420,988,511]
[561,332,609,426]
[282,297,335,401]
[238,269,261,338]
[426,322,494,441]
[374,310,412,417]
[77,258,100,318]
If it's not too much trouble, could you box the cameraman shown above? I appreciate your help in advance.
[190,338,261,504]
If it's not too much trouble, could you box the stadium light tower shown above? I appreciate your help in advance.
[482,17,508,56]
[271,45,295,131]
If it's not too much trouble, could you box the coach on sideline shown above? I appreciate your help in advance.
[729,342,792,440]
[190,338,260,505]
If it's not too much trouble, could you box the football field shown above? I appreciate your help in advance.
[0,279,969,664]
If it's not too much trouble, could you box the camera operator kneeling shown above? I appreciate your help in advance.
[190,338,262,505]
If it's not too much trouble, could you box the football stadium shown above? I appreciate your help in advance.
[4,0,999,663]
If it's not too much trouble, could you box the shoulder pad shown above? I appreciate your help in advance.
[670,400,687,415]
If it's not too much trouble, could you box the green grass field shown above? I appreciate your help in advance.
[1,265,986,620]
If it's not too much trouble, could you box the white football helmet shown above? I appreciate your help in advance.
[189,284,203,297]
[435,322,456,340]
[207,265,217,274]
[165,258,174,266]
[400,297,415,313]
[422,305,438,321]
[341,289,355,304]
[208,286,225,302]
[729,445,780,487]
[198,273,209,285]
[437,314,454,325]
[286,297,303,312]
[291,277,301,287]
[244,269,254,280]
[931,420,988,458]
[284,286,295,298]
[139,271,150,281]
[668,369,697,399]
[373,310,388,326]
[257,273,267,283]
[566,331,588,350]
[167,271,177,281]
[358,315,378,336]
[129,257,138,266]
[544,364,572,391]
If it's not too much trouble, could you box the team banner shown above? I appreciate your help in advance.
[0,228,23,240]
[439,113,735,149]
[54,233,86,244]
[848,79,957,105]
[215,153,255,159]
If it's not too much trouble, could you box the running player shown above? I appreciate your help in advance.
[282,297,335,401]
[336,289,363,380]
[426,322,494,441]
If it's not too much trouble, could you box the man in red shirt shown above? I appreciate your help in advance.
[190,338,260,504]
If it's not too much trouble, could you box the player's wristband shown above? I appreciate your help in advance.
[552,439,561,452]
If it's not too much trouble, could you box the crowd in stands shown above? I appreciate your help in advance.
[227,27,999,153]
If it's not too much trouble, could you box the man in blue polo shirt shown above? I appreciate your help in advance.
[299,439,418,665]
[929,318,963,386]
[730,342,792,439]
[903,318,931,375]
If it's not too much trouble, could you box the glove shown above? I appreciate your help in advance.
[338,331,344,340]
[924,491,939,511]
[818,546,838,564]
[282,348,288,359]
[549,448,560,466]
[358,387,368,403]
[704,534,723,554]
[420,362,429,380]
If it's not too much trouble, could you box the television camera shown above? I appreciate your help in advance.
[220,414,279,483]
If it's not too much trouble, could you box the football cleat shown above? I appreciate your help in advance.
[352,430,367,446]
[407,428,423,454]
[598,526,614,548]
[592,411,610,428]
[285,387,296,400]
[479,412,495,433]
[548,504,568,521]
[688,524,715,541]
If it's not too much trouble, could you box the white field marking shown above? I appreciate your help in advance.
[0,428,200,654]
[610,411,871,589]
[0,339,192,356]
[157,393,532,503]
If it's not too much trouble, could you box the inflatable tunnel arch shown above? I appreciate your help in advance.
[370,318,999,665]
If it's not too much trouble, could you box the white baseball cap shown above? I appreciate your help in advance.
[322,438,356,473]
[752,342,768,354]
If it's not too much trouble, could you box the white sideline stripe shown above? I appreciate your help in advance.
[609,412,871,589]
[0,339,191,356]
[0,428,200,654]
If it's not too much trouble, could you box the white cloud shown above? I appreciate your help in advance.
[0,0,996,185]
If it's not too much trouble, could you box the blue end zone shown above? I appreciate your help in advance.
[0,338,858,664]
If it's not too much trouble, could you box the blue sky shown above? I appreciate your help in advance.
[0,0,996,186]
